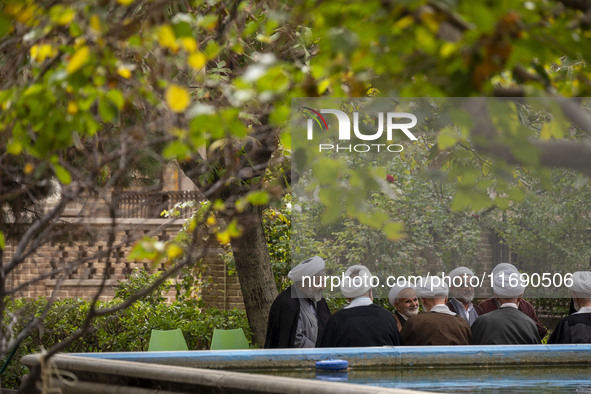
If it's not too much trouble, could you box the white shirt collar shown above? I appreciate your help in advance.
[500,302,518,309]
[575,306,591,314]
[344,296,373,309]
[429,304,456,316]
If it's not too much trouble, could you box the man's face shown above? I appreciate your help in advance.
[394,288,419,318]
[298,270,326,301]
[451,274,474,304]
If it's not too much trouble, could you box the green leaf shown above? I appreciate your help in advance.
[382,221,405,241]
[509,140,540,166]
[0,231,5,250]
[451,190,469,212]
[106,89,125,110]
[280,131,291,150]
[98,97,116,123]
[246,191,270,205]
[270,105,289,126]
[6,139,23,155]
[69,22,83,37]
[53,163,72,184]
[508,186,526,202]
[227,219,242,237]
[205,41,221,58]
[313,158,344,184]
[213,199,226,211]
[495,197,510,209]
[172,20,193,37]
[318,188,342,224]
[437,127,458,150]
[23,84,44,97]
[163,140,190,160]
[128,237,164,263]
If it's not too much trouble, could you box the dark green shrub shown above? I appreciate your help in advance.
[1,273,251,390]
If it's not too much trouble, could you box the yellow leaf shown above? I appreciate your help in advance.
[30,44,56,63]
[166,244,184,259]
[57,8,75,25]
[67,101,78,115]
[117,0,135,5]
[317,79,330,95]
[66,46,90,74]
[440,42,457,58]
[90,14,102,33]
[420,11,440,33]
[158,25,178,52]
[181,37,197,52]
[206,215,216,226]
[74,37,86,48]
[216,231,230,244]
[540,122,552,140]
[188,52,207,70]
[165,84,190,113]
[6,4,36,25]
[24,162,34,175]
[117,66,131,79]
[394,15,414,30]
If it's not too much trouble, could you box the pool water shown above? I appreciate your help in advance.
[248,366,591,393]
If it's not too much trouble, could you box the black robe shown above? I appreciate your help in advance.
[548,313,591,344]
[478,297,547,339]
[317,304,400,347]
[471,307,540,345]
[264,285,331,348]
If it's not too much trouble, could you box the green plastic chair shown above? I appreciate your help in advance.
[148,328,189,351]
[210,328,249,350]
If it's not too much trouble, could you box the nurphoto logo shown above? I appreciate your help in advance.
[301,107,418,153]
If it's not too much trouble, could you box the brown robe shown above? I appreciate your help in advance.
[393,311,407,333]
[401,311,471,346]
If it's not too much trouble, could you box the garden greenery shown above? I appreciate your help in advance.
[1,271,251,389]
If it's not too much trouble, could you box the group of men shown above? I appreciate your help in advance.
[265,256,591,348]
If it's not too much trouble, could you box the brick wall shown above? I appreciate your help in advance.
[4,218,244,309]
[5,216,503,309]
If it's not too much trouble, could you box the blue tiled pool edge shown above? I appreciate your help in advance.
[69,344,591,369]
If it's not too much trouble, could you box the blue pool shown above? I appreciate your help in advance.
[22,345,591,393]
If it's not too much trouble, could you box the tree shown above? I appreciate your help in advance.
[0,1,299,390]
[2,2,591,390]
[0,0,301,356]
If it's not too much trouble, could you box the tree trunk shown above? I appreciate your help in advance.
[228,205,278,347]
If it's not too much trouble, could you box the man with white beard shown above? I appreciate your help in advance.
[388,284,419,332]
[446,266,483,326]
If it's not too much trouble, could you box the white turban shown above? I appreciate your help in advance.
[569,271,591,298]
[288,256,325,282]
[492,263,517,276]
[388,283,415,306]
[340,265,375,299]
[415,276,449,298]
[449,266,474,279]
[493,265,524,298]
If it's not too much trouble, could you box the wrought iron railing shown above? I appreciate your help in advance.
[112,190,202,219]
